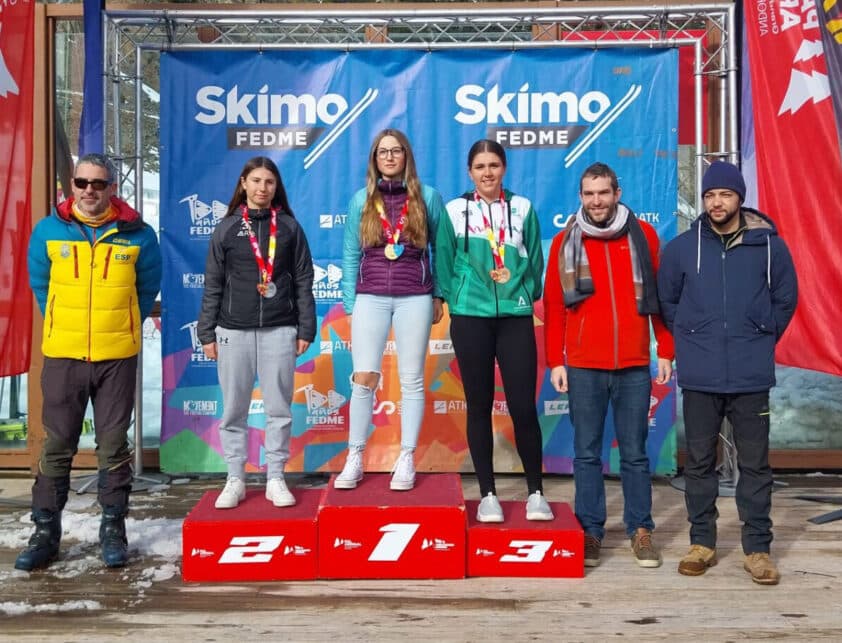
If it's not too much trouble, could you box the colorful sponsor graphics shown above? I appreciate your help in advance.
[160,48,678,475]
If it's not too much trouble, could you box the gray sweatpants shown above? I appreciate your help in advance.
[216,325,297,480]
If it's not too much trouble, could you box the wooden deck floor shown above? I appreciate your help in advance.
[1,471,841,641]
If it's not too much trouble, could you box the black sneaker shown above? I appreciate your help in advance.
[584,534,601,568]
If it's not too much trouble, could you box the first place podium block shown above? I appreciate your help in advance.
[466,501,584,578]
[318,473,466,579]
[182,488,323,582]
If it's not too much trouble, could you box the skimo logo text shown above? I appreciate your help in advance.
[454,82,643,168]
[194,85,378,167]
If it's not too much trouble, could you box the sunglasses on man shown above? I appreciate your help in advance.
[73,178,111,191]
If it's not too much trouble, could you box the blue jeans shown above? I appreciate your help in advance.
[348,294,433,450]
[568,366,655,539]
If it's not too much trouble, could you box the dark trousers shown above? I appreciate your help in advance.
[682,389,773,554]
[32,356,137,512]
[449,315,543,497]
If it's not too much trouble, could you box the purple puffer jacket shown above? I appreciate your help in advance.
[355,180,433,298]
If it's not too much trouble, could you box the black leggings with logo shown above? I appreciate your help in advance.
[449,314,544,497]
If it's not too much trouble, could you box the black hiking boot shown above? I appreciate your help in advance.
[15,510,62,571]
[100,505,129,568]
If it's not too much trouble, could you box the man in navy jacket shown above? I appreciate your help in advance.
[658,161,797,585]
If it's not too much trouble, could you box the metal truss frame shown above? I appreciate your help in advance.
[101,2,737,480]
[103,3,737,208]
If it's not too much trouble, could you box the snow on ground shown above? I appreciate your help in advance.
[0,484,184,615]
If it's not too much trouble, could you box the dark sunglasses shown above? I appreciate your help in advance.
[73,178,111,191]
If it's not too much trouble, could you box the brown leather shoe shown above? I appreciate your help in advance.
[630,528,662,568]
[744,552,780,585]
[584,535,601,568]
[678,544,717,576]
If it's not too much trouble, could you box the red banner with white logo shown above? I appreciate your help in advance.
[745,1,842,375]
[0,0,34,377]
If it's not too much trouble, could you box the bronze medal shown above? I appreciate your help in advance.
[496,267,511,284]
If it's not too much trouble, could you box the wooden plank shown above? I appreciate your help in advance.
[1,474,841,640]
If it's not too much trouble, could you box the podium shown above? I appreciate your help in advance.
[466,500,584,578]
[181,476,584,581]
[182,488,322,582]
[317,473,466,579]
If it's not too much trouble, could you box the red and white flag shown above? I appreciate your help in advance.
[0,1,34,376]
[745,1,842,375]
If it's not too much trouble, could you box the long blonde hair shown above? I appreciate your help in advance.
[359,129,427,248]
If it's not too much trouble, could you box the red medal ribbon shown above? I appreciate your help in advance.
[475,189,507,269]
[240,205,278,287]
[376,197,409,245]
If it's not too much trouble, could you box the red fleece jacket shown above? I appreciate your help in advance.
[543,220,674,369]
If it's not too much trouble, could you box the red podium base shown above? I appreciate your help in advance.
[466,501,584,577]
[182,487,323,582]
[318,473,466,579]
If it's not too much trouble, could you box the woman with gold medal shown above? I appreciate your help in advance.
[198,156,316,510]
[336,129,447,492]
[436,139,552,524]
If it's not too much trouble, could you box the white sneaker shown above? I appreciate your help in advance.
[390,450,416,491]
[266,477,296,507]
[215,477,245,509]
[334,449,364,489]
[526,491,554,521]
[477,493,504,523]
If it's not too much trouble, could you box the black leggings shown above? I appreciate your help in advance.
[449,315,543,497]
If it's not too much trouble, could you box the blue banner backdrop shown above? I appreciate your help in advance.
[159,48,679,475]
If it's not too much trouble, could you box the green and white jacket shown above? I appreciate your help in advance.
[436,189,544,318]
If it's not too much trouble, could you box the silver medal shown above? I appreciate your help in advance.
[263,282,277,298]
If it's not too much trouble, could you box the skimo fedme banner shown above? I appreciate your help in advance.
[160,48,678,474]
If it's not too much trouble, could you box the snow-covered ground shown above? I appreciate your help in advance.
[0,483,184,616]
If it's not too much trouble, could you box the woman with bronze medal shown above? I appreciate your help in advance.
[335,129,447,491]
[197,156,316,510]
[436,139,552,523]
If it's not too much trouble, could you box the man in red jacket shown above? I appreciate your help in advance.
[543,162,674,569]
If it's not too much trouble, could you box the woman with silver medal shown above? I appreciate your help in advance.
[336,129,447,492]
[197,156,316,510]
[436,139,552,524]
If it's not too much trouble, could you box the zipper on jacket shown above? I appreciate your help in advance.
[47,295,56,338]
[420,255,426,285]
[258,217,264,328]
[102,246,113,280]
[73,246,79,279]
[87,244,94,361]
[605,244,619,369]
[129,296,136,344]
[577,317,585,347]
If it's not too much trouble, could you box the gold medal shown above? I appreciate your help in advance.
[385,244,398,260]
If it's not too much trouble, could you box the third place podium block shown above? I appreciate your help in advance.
[466,500,584,578]
[182,487,323,582]
[318,473,466,579]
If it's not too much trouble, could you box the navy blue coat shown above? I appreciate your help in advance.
[657,208,798,393]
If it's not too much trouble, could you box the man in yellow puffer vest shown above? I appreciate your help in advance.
[16,153,161,572]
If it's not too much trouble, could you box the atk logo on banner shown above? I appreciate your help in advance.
[159,47,678,475]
